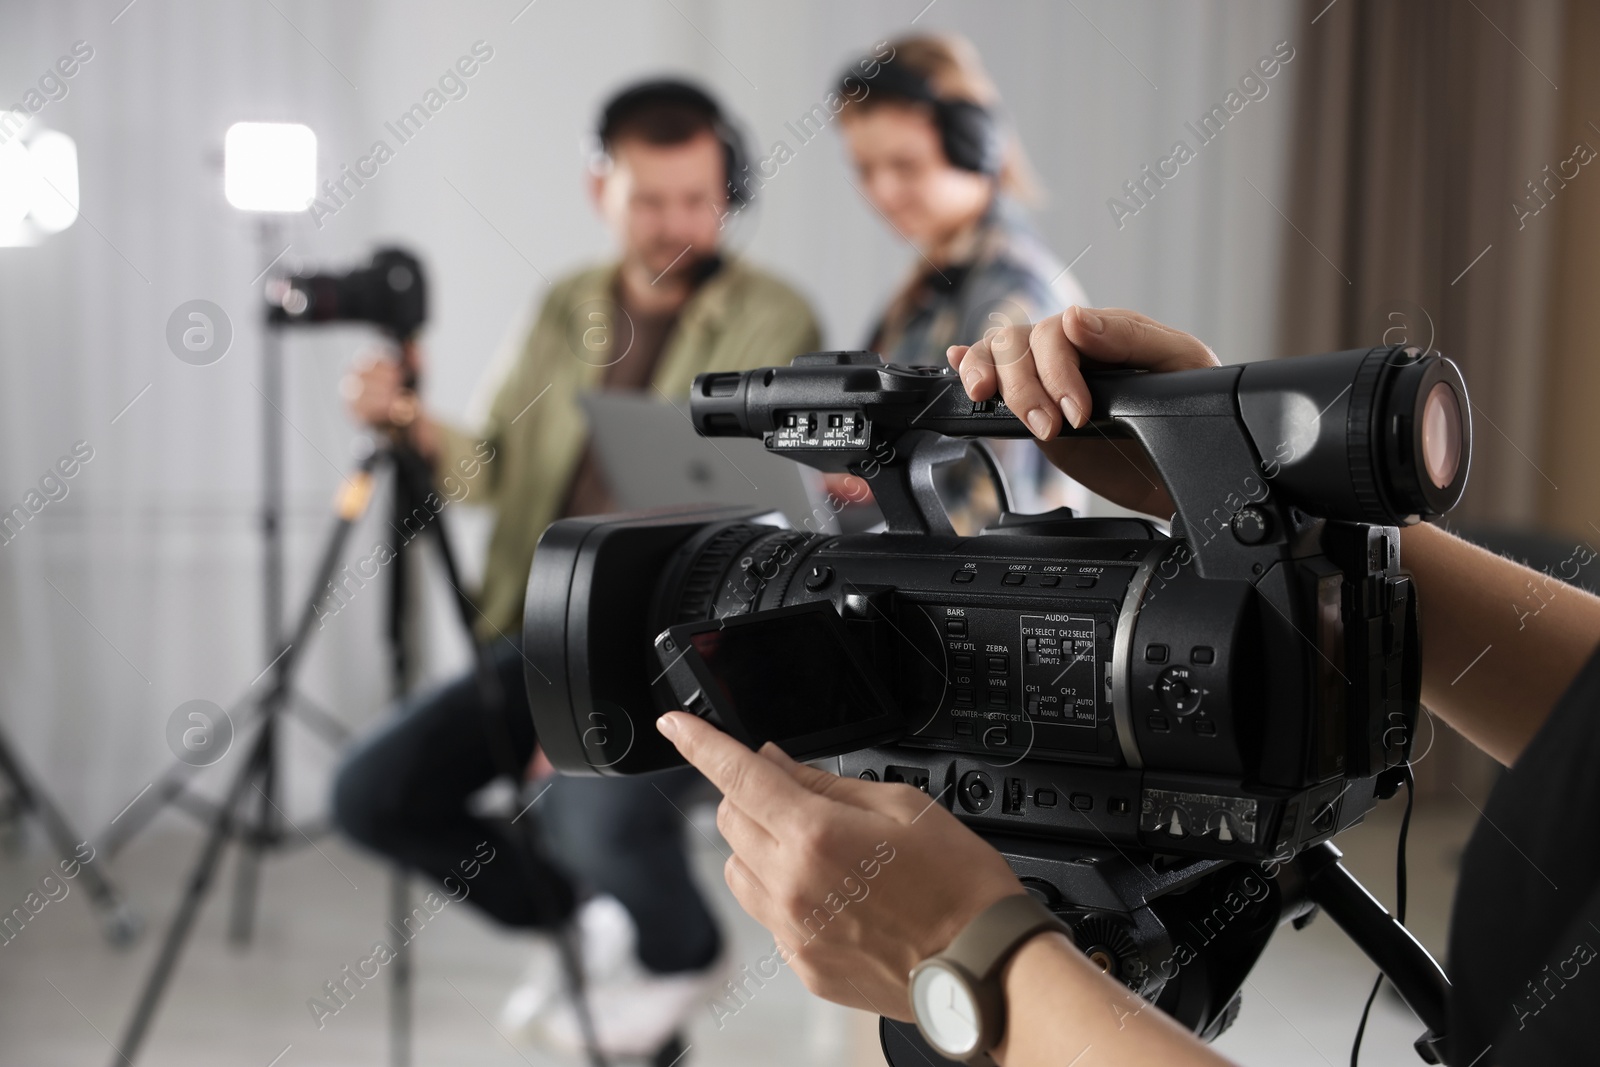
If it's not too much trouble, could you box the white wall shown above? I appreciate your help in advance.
[0,0,1298,826]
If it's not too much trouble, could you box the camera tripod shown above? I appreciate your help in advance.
[103,414,526,1066]
[880,839,1451,1066]
[103,323,632,1067]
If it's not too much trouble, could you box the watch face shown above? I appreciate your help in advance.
[911,961,981,1058]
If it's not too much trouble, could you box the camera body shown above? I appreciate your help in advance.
[522,345,1469,1034]
[265,246,427,341]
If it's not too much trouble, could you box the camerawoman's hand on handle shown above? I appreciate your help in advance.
[948,305,1220,520]
[959,304,1600,766]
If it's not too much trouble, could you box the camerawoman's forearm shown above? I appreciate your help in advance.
[994,934,1235,1066]
[1401,522,1600,766]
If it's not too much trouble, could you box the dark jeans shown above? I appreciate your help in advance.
[331,640,720,974]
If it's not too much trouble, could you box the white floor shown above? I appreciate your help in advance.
[0,790,1475,1067]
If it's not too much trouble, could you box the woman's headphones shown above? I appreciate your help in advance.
[596,79,755,207]
[839,57,1004,177]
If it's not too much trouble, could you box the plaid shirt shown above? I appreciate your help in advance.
[871,197,1088,364]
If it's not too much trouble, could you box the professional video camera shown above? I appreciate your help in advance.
[265,246,427,340]
[522,345,1470,1058]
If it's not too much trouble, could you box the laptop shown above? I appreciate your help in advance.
[578,391,838,533]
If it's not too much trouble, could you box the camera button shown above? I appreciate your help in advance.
[1194,719,1217,736]
[959,771,995,813]
[951,570,976,584]
[987,691,1009,709]
[1146,714,1171,732]
[944,618,968,637]
[1069,793,1093,811]
[1074,576,1097,589]
[1034,788,1058,808]
[1144,643,1169,664]
[1002,572,1026,586]
[952,652,974,671]
[954,687,975,706]
[1191,646,1215,664]
[1157,666,1202,715]
[1039,575,1061,588]
[1231,506,1270,545]
[987,654,1009,673]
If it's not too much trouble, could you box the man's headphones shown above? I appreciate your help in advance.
[596,79,755,207]
[840,57,1003,177]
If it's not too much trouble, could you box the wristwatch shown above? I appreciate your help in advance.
[908,893,1069,1065]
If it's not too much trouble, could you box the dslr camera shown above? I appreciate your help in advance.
[522,345,1470,1049]
[265,246,427,341]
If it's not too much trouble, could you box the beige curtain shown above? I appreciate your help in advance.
[1277,0,1599,796]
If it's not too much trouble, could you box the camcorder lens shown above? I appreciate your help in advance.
[1421,381,1462,490]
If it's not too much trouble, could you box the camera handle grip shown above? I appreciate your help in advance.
[858,431,1012,537]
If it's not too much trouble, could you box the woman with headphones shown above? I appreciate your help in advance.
[831,35,1089,526]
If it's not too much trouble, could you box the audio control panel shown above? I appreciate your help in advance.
[921,599,1118,760]
[1019,614,1098,726]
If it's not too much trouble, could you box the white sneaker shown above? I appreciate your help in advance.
[498,895,636,1040]
[532,942,732,1059]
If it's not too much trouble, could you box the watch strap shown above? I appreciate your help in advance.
[944,892,1067,983]
[925,893,1069,1065]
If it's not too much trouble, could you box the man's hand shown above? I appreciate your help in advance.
[656,712,1023,1021]
[948,306,1219,518]
[341,341,438,459]
[342,350,412,429]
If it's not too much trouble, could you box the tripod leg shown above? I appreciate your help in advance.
[389,869,411,1067]
[0,727,142,946]
[228,714,277,946]
[227,770,266,946]
[217,456,379,947]
[112,722,271,1065]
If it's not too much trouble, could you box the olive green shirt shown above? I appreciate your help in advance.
[435,259,821,640]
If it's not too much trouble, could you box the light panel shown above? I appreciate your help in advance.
[0,113,79,247]
[224,121,316,212]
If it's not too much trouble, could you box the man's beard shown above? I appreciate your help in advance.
[639,242,711,283]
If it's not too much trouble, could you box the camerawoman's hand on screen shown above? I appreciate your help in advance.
[948,305,1219,519]
[656,712,1236,1065]
[654,710,1023,1019]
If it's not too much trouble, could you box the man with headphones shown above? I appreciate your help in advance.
[331,79,819,1059]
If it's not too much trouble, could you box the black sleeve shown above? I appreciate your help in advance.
[1445,643,1600,1065]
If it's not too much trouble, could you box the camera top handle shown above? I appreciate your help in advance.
[690,347,1471,581]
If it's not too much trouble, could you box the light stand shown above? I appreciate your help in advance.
[0,726,140,944]
[106,216,359,1065]
[0,111,137,948]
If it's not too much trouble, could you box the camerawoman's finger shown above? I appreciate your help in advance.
[954,331,999,401]
[756,739,924,814]
[990,326,1063,440]
[1063,305,1219,372]
[657,712,819,835]
[1027,314,1091,430]
[715,792,777,864]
